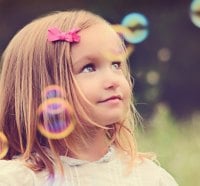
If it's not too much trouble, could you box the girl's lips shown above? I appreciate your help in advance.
[98,95,122,103]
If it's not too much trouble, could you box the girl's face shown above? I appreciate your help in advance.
[71,23,131,126]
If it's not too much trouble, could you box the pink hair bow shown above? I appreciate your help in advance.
[47,27,80,43]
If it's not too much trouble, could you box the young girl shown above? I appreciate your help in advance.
[0,10,178,185]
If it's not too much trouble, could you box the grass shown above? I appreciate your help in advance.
[136,103,200,186]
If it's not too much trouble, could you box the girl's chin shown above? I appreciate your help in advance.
[98,116,124,126]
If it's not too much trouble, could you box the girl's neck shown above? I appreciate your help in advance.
[70,129,110,162]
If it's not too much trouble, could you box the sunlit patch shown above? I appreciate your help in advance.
[190,0,200,28]
[37,86,75,139]
[191,111,200,123]
[0,132,8,159]
[121,12,149,44]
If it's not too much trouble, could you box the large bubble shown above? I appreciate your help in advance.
[121,12,149,44]
[37,85,75,139]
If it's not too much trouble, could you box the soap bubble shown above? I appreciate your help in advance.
[37,86,75,139]
[190,0,200,28]
[0,132,8,159]
[121,12,149,44]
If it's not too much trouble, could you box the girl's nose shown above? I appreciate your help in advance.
[103,70,120,90]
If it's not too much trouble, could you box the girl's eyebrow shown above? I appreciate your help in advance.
[72,46,125,66]
[72,55,97,67]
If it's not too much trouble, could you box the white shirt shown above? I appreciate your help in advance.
[0,147,178,186]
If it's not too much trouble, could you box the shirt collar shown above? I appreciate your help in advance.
[60,146,115,166]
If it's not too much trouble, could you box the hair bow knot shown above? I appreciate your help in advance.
[47,27,80,43]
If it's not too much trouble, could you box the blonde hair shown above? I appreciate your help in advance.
[0,10,142,176]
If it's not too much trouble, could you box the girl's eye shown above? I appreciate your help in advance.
[112,61,121,70]
[81,63,96,73]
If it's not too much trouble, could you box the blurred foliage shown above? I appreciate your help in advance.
[136,103,200,186]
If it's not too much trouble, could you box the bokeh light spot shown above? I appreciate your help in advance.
[146,70,160,85]
[145,87,159,101]
[157,47,171,62]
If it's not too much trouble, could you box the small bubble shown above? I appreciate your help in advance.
[0,132,8,159]
[190,0,200,28]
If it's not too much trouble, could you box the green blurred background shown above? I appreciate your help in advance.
[0,0,200,185]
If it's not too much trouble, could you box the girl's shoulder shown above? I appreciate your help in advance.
[133,158,178,186]
[0,159,38,186]
[0,159,65,186]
